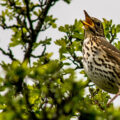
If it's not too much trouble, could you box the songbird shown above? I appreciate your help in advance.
[82,10,120,105]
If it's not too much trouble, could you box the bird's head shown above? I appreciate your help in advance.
[82,10,105,38]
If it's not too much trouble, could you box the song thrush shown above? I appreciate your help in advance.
[82,10,120,105]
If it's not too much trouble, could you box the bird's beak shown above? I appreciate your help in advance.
[81,10,94,28]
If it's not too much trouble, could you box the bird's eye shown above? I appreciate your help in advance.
[96,22,100,26]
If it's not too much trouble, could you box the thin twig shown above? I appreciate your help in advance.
[31,44,46,58]
[0,47,17,61]
[67,35,83,69]
[109,29,116,43]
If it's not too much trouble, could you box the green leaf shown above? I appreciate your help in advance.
[116,24,120,33]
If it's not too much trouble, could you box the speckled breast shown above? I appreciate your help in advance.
[82,36,119,93]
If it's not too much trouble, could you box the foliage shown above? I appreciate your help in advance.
[0,0,120,120]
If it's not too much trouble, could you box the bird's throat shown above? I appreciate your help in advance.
[84,29,95,39]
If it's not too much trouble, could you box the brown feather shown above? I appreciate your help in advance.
[97,37,120,65]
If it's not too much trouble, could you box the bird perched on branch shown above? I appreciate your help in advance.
[82,10,120,105]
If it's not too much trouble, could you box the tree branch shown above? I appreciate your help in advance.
[35,0,58,33]
[0,47,17,61]
[109,33,116,43]
[24,0,34,33]
[23,0,58,61]
[109,27,116,43]
[31,44,46,58]
[67,35,83,69]
[23,84,39,120]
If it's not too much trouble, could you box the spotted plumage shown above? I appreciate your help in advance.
[81,10,120,105]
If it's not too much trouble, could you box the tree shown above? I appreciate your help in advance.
[0,0,120,120]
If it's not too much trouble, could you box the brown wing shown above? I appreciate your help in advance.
[97,37,120,65]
